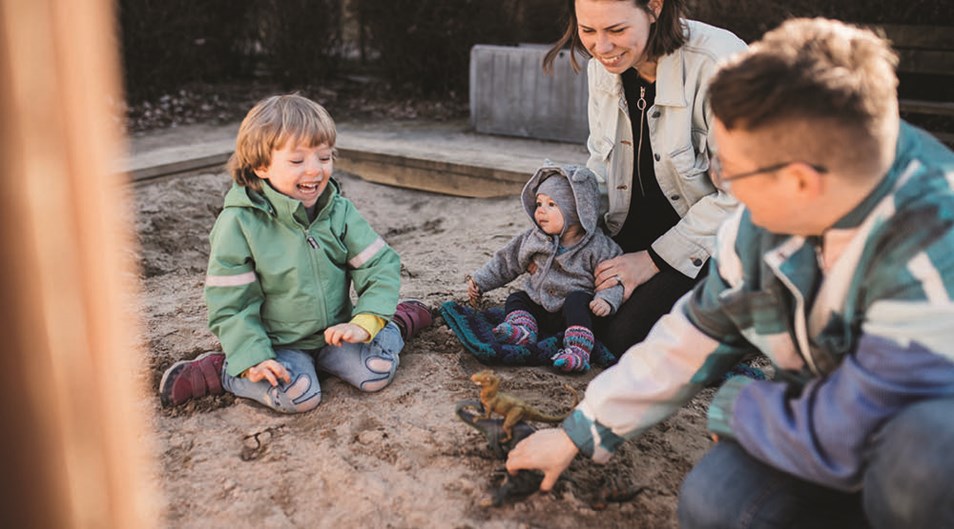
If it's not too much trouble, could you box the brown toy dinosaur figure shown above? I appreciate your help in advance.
[470,369,580,443]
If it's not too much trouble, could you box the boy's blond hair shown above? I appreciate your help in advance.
[228,94,337,192]
[708,18,900,180]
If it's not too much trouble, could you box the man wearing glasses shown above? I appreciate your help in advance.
[508,18,954,528]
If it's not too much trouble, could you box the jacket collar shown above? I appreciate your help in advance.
[830,121,912,230]
[225,178,340,226]
[589,35,688,108]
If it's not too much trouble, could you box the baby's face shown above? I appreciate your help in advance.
[255,140,334,208]
[534,193,565,235]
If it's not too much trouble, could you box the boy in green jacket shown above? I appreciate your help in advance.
[159,94,432,413]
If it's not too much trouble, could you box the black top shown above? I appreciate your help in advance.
[612,69,682,273]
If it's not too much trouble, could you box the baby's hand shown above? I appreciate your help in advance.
[324,323,370,346]
[244,359,291,386]
[467,277,482,304]
[590,298,611,317]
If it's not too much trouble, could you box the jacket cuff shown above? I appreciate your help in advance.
[470,269,491,293]
[652,230,708,279]
[595,285,624,314]
[707,376,755,440]
[564,410,596,456]
[351,313,386,342]
[224,346,275,378]
[563,408,625,464]
[647,247,676,274]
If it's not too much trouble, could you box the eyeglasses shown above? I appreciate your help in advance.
[709,155,828,193]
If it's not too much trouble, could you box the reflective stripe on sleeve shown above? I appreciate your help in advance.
[348,237,386,268]
[205,271,257,287]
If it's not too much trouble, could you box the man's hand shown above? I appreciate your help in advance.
[590,297,611,317]
[506,428,579,492]
[244,359,291,386]
[595,251,661,302]
[324,323,371,346]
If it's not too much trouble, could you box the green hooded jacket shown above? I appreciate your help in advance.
[205,179,400,377]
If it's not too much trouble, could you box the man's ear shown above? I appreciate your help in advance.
[649,0,664,17]
[788,162,825,198]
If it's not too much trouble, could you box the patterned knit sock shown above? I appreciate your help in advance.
[552,325,593,372]
[492,310,538,345]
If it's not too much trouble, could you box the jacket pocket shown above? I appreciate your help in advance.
[261,295,320,343]
[590,136,614,161]
[668,144,708,179]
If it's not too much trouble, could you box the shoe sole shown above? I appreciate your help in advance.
[158,351,221,407]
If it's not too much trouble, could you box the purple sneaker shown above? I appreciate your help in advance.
[159,351,226,406]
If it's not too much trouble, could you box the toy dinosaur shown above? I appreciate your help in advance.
[456,399,536,459]
[469,369,580,443]
[482,466,545,508]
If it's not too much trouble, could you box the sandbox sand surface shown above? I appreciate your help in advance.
[136,168,717,528]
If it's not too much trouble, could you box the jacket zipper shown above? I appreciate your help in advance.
[635,85,647,197]
[306,235,318,249]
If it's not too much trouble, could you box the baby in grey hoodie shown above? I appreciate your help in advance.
[468,162,623,371]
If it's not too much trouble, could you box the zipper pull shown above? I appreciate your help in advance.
[635,85,648,197]
[306,235,318,249]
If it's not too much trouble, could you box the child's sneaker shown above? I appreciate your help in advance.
[552,326,593,372]
[492,310,538,345]
[159,351,226,406]
[393,299,434,341]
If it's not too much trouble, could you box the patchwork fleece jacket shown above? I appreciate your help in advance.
[563,122,954,491]
[204,179,400,377]
[471,162,624,313]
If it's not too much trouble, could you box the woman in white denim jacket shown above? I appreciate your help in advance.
[542,0,745,356]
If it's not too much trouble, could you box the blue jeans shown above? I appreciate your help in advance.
[221,322,404,414]
[678,397,954,529]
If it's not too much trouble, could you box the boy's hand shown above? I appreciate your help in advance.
[244,359,291,386]
[324,323,370,346]
[467,277,482,304]
[590,298,611,317]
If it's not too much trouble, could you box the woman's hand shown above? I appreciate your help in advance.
[590,297,611,317]
[595,251,660,302]
[505,428,579,491]
[244,359,291,386]
[324,323,370,346]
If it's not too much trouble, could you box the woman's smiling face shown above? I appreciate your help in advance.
[575,0,658,74]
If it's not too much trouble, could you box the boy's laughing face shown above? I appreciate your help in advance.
[255,140,334,208]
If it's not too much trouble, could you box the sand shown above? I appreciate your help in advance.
[136,168,718,528]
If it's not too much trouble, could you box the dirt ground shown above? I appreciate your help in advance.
[136,166,719,529]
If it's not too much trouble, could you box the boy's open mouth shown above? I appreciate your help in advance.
[298,182,320,191]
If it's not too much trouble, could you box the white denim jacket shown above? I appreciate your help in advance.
[586,20,746,278]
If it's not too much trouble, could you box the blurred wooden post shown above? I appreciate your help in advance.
[0,0,155,528]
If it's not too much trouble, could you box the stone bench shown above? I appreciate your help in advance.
[469,44,589,144]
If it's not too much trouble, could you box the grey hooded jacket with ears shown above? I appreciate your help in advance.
[471,162,624,314]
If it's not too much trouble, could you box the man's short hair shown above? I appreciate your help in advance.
[228,94,337,192]
[708,18,899,176]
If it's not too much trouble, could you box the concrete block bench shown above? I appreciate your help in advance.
[470,44,589,144]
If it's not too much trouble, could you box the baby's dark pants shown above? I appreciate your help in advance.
[504,290,594,334]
